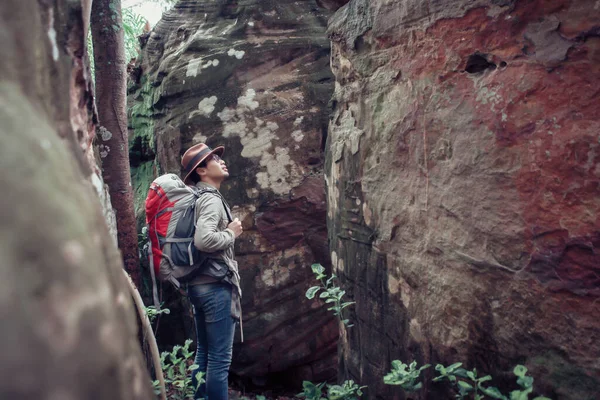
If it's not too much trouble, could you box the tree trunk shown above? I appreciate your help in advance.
[91,0,141,287]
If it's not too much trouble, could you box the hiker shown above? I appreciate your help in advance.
[181,143,243,400]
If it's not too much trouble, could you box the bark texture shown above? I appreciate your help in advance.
[327,0,600,398]
[92,0,141,286]
[129,0,338,385]
[0,0,153,398]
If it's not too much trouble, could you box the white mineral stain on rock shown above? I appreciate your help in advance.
[476,86,502,112]
[388,274,400,295]
[222,18,239,35]
[189,96,218,119]
[192,133,208,144]
[294,116,304,126]
[98,126,112,141]
[47,9,59,61]
[325,161,341,219]
[238,89,259,110]
[227,48,246,59]
[223,120,248,138]
[260,265,290,287]
[216,89,302,195]
[216,107,236,122]
[362,201,372,226]
[186,58,220,78]
[255,147,301,195]
[291,129,304,142]
[99,144,110,158]
[186,58,203,77]
[248,21,255,27]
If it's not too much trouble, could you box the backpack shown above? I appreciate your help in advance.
[145,174,231,305]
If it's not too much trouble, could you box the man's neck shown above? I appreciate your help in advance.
[199,178,221,190]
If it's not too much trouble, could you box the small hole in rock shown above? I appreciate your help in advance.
[465,53,497,74]
[499,61,507,68]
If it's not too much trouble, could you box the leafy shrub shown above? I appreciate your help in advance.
[152,339,204,400]
[306,263,355,327]
[298,380,366,400]
[383,360,430,392]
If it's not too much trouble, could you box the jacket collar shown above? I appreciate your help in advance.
[195,181,218,192]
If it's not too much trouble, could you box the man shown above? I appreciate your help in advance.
[180,143,243,400]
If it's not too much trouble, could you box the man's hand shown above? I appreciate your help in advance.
[227,218,243,238]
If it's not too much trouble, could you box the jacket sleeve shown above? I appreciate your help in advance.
[194,195,235,253]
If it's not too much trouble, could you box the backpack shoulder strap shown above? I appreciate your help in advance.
[195,189,233,223]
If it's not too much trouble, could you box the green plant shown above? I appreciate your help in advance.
[145,303,170,323]
[122,7,146,62]
[152,339,204,400]
[429,362,551,400]
[327,380,366,400]
[87,5,146,79]
[509,365,551,400]
[306,263,355,327]
[384,360,431,392]
[298,380,365,400]
[298,381,326,400]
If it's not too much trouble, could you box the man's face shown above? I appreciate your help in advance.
[196,154,229,182]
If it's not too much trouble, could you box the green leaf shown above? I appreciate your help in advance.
[510,390,530,400]
[478,375,492,383]
[467,371,476,380]
[326,275,336,286]
[306,286,321,299]
[513,365,528,378]
[319,290,331,298]
[454,368,470,379]
[458,381,473,390]
[311,263,325,275]
[532,397,552,400]
[341,301,356,309]
[517,376,534,389]
[447,362,463,372]
[480,386,507,399]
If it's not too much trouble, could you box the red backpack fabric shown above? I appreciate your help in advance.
[145,174,209,303]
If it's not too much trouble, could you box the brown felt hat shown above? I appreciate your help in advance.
[181,143,225,184]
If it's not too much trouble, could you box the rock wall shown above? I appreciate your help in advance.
[0,0,152,398]
[129,0,338,385]
[326,0,600,398]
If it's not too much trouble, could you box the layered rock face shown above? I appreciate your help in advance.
[0,0,152,398]
[130,0,338,384]
[327,0,600,398]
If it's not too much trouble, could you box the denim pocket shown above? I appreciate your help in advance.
[189,283,232,323]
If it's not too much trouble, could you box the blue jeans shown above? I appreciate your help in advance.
[188,283,236,400]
